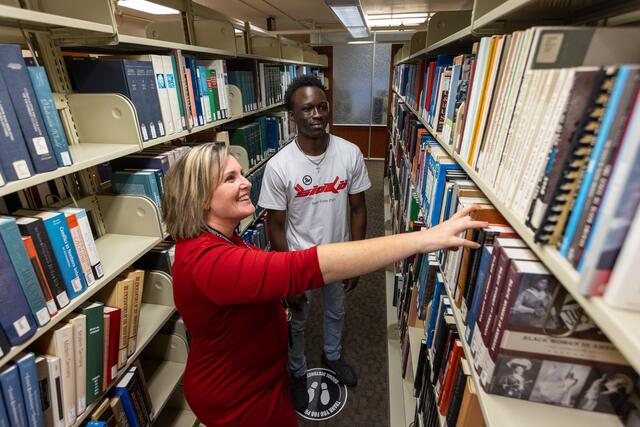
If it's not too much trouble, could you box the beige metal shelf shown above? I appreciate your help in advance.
[394,90,640,373]
[116,34,236,58]
[156,408,197,427]
[0,233,161,367]
[397,26,475,65]
[0,4,114,34]
[73,302,177,426]
[237,52,326,68]
[146,360,185,422]
[0,143,139,198]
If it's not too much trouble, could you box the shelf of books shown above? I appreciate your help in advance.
[74,302,177,426]
[389,21,640,424]
[393,87,640,375]
[0,231,161,366]
[0,4,114,34]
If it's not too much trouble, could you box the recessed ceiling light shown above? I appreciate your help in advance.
[118,0,179,15]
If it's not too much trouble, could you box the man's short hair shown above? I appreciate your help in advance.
[284,75,328,111]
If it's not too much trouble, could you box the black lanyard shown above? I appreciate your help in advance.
[205,225,251,249]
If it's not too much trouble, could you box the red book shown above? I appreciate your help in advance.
[102,309,110,391]
[423,62,437,115]
[438,340,464,415]
[414,59,426,110]
[21,235,57,316]
[104,306,121,386]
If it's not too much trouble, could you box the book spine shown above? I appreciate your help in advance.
[127,271,144,355]
[16,353,44,427]
[82,303,104,405]
[44,356,64,427]
[0,234,37,345]
[63,213,95,288]
[170,53,187,129]
[142,62,165,138]
[63,209,103,280]
[68,315,86,416]
[0,217,51,326]
[149,55,174,135]
[0,45,56,173]
[0,382,10,427]
[34,356,52,427]
[21,236,57,316]
[26,67,71,167]
[41,214,86,299]
[106,308,121,382]
[198,66,212,123]
[17,220,69,309]
[0,365,28,427]
[113,385,141,427]
[162,55,183,132]
[120,61,149,142]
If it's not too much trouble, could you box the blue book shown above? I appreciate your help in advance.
[0,364,28,427]
[0,66,34,182]
[425,274,444,348]
[560,65,633,256]
[66,58,154,142]
[139,61,165,139]
[35,211,86,299]
[87,422,108,427]
[0,328,9,359]
[27,67,72,167]
[0,235,37,345]
[0,386,10,427]
[111,170,162,209]
[197,65,211,122]
[184,56,203,126]
[113,372,141,427]
[465,245,493,345]
[0,217,49,327]
[429,161,462,227]
[428,56,453,123]
[0,45,56,174]
[15,353,44,427]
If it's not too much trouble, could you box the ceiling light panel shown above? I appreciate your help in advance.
[118,0,179,15]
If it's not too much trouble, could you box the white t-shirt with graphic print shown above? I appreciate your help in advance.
[258,134,371,251]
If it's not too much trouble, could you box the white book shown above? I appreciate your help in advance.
[161,55,184,132]
[217,59,230,118]
[258,63,267,107]
[59,207,103,281]
[603,205,640,310]
[470,35,506,168]
[60,211,95,287]
[195,66,211,123]
[44,355,65,427]
[66,314,86,416]
[459,36,492,161]
[40,324,76,427]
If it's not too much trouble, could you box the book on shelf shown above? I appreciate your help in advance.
[125,270,145,356]
[26,66,72,168]
[0,363,29,427]
[59,207,103,282]
[111,170,162,210]
[96,278,134,369]
[109,396,130,427]
[16,215,70,310]
[44,355,64,427]
[21,235,58,317]
[0,216,51,327]
[60,211,96,289]
[15,352,45,427]
[66,313,87,416]
[0,44,57,175]
[103,306,121,387]
[35,323,77,426]
[80,301,104,406]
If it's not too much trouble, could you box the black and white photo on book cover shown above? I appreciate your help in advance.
[529,360,591,407]
[490,356,541,400]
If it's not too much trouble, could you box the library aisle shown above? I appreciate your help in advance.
[299,160,389,427]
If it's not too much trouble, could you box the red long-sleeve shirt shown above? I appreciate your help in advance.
[172,232,325,426]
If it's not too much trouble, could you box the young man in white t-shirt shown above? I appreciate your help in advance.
[258,75,371,412]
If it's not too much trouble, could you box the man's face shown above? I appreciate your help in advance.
[290,86,329,139]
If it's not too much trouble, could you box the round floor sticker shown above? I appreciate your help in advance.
[297,368,348,421]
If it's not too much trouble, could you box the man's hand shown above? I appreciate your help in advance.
[286,293,308,311]
[343,277,360,294]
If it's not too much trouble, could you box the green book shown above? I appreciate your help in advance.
[80,301,104,404]
[205,69,219,121]
[170,55,186,129]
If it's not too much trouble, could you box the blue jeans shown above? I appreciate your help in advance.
[288,281,345,378]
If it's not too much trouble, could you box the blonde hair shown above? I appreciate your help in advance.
[162,143,228,240]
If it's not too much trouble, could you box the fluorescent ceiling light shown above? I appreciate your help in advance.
[118,0,179,15]
[348,26,369,38]
[331,5,366,27]
[348,40,374,44]
[370,17,427,27]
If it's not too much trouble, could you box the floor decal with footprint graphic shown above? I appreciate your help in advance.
[297,368,348,421]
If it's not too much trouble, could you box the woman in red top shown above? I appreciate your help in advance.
[162,143,486,426]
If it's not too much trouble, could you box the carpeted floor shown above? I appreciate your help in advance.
[298,160,390,427]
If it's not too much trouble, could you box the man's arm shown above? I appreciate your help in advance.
[266,209,289,252]
[343,191,367,293]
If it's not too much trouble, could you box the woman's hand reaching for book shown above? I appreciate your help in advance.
[417,205,489,253]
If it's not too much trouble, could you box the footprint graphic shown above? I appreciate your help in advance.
[320,382,330,405]
[307,381,319,403]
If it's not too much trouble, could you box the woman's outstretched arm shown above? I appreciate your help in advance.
[317,205,488,284]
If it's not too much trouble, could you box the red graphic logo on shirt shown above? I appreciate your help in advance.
[295,176,348,198]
